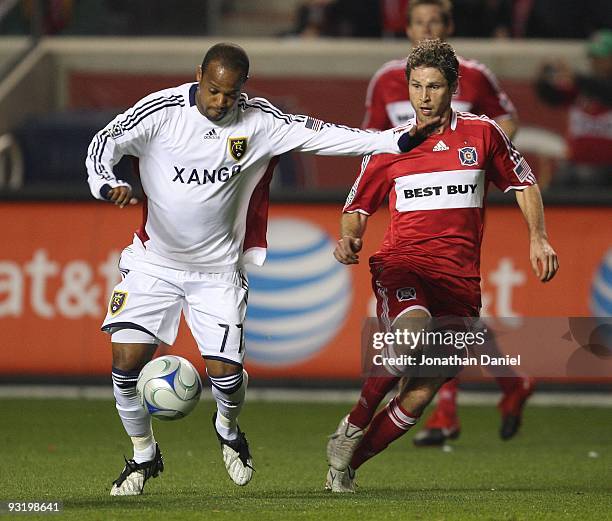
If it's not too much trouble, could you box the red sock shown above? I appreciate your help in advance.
[424,378,459,428]
[348,376,400,429]
[350,396,418,470]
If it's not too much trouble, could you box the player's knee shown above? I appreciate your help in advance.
[400,375,445,397]
[204,357,243,378]
[111,328,158,371]
[393,308,431,333]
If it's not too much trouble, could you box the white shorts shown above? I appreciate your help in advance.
[102,243,248,365]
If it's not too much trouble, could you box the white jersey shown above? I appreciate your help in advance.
[86,82,405,272]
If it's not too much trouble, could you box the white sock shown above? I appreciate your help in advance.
[210,369,248,441]
[112,368,155,463]
[131,434,156,463]
[215,412,236,441]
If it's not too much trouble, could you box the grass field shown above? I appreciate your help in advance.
[1,398,610,520]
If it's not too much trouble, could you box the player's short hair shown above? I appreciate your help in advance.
[405,38,459,87]
[406,0,453,27]
[201,43,250,83]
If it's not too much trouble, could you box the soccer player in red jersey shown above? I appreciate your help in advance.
[325,39,559,492]
[360,0,532,447]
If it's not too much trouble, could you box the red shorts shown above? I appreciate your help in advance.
[370,262,479,326]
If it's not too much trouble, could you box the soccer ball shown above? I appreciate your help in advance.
[136,355,202,421]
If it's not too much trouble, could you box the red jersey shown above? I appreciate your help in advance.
[542,83,612,165]
[362,56,516,130]
[567,96,612,165]
[344,112,535,306]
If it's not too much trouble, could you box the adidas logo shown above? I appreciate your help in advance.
[203,129,220,140]
[433,140,449,152]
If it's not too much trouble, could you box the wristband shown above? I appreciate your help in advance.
[100,184,112,200]
[397,131,427,153]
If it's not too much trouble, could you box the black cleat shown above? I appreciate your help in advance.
[498,377,535,441]
[412,427,461,447]
[500,415,522,440]
[110,443,164,496]
[212,412,254,486]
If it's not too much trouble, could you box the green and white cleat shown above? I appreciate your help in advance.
[326,415,364,471]
[110,444,164,496]
[325,466,356,493]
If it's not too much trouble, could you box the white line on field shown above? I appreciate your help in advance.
[0,385,610,407]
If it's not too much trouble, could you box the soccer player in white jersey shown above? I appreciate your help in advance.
[324,39,559,492]
[85,42,436,496]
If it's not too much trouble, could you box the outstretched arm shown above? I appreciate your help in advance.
[515,185,559,282]
[334,212,369,265]
[260,96,440,157]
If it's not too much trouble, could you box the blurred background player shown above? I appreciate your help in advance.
[363,0,517,138]
[535,28,612,188]
[326,38,559,492]
[359,0,534,447]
